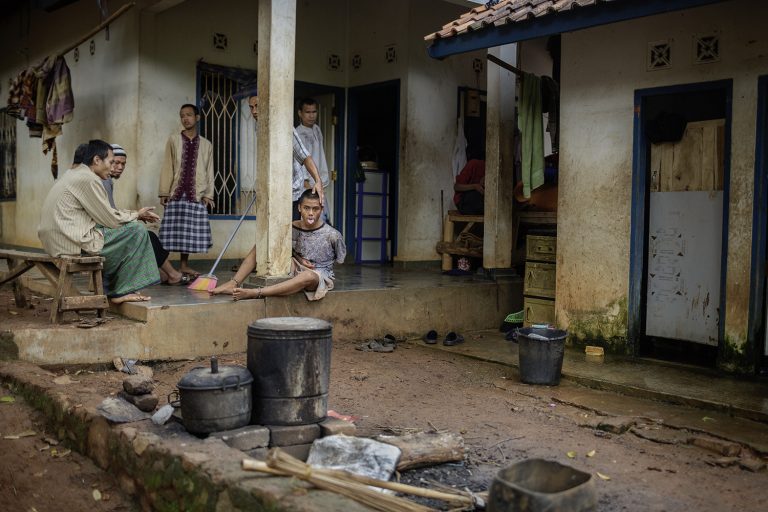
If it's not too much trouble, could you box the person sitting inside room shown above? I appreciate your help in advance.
[38,139,161,303]
[453,148,486,215]
[210,189,345,301]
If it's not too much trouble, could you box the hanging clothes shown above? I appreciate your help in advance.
[540,76,559,154]
[451,114,468,178]
[518,72,544,198]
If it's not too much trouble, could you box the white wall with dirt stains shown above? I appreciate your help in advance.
[557,0,768,364]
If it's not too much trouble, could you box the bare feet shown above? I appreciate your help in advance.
[110,293,151,304]
[210,279,238,295]
[166,272,186,285]
[179,266,200,277]
[232,287,262,301]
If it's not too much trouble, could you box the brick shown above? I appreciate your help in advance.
[118,391,158,412]
[319,417,357,437]
[122,375,154,395]
[246,443,313,462]
[210,425,270,451]
[596,416,636,434]
[688,436,741,457]
[268,423,321,447]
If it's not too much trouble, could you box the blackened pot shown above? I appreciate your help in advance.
[177,357,253,435]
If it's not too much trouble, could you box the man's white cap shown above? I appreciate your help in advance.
[111,144,126,157]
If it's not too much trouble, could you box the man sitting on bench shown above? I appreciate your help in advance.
[38,139,162,304]
[453,148,485,215]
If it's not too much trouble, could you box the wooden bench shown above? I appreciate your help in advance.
[436,210,484,271]
[0,249,109,323]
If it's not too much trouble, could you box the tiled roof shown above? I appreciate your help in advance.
[425,0,619,42]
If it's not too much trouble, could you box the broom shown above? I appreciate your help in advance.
[188,193,258,291]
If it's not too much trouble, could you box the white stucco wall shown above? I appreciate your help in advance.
[0,0,140,248]
[1,0,486,263]
[557,0,768,357]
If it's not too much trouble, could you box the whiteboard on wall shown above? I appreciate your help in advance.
[645,191,722,345]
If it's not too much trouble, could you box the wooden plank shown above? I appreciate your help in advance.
[0,249,53,262]
[375,431,465,471]
[517,211,557,224]
[447,212,484,223]
[33,261,62,286]
[435,242,483,258]
[58,255,104,264]
[64,262,104,272]
[61,295,109,311]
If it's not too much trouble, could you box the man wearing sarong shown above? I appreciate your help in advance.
[104,143,187,285]
[38,139,161,304]
[158,104,215,277]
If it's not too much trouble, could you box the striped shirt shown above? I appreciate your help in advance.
[38,164,138,257]
[292,128,311,200]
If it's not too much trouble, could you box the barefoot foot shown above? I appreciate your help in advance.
[232,287,262,301]
[110,293,151,304]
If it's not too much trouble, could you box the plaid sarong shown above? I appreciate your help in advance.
[100,222,161,297]
[159,199,212,253]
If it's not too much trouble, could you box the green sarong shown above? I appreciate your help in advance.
[100,222,160,297]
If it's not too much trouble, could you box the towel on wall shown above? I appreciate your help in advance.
[519,72,544,198]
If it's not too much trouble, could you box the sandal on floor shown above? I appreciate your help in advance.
[443,332,465,346]
[163,274,191,286]
[422,330,438,344]
[355,339,395,353]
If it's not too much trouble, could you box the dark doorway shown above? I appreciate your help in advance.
[346,80,400,264]
[629,80,732,368]
[750,75,768,374]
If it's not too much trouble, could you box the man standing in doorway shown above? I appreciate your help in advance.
[247,94,325,218]
[158,104,215,278]
[294,98,330,220]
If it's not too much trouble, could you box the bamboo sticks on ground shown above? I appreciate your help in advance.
[241,448,483,512]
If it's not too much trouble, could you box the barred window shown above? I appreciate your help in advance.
[0,112,17,201]
[197,62,257,216]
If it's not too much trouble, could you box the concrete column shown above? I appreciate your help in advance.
[254,0,296,279]
[483,44,517,271]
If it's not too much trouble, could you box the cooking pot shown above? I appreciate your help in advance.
[177,356,253,435]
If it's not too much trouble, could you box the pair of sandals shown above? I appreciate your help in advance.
[423,330,465,346]
[356,334,398,353]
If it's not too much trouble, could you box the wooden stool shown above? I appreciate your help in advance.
[436,210,484,271]
[0,250,109,323]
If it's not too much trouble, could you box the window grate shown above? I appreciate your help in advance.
[694,34,720,64]
[647,40,672,71]
[197,66,256,216]
[0,112,17,201]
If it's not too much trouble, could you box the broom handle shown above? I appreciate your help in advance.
[206,193,258,275]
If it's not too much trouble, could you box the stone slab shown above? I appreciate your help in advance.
[319,417,357,437]
[268,423,321,447]
[211,425,270,451]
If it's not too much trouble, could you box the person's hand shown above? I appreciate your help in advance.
[159,196,169,207]
[137,206,160,223]
[312,182,325,207]
[299,257,316,269]
[202,197,215,210]
[475,183,485,194]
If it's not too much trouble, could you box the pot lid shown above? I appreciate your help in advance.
[178,357,253,391]
[249,317,331,332]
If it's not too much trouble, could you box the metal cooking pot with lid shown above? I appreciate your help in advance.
[177,357,253,435]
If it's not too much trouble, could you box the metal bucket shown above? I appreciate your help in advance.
[247,317,332,425]
[488,459,596,512]
[516,327,567,385]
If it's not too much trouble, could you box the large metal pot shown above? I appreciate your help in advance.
[177,357,253,435]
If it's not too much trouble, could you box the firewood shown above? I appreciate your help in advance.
[375,431,465,470]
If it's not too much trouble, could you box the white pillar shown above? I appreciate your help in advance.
[254,0,297,278]
[483,44,517,270]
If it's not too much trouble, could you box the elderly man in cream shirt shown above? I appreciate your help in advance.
[38,139,161,303]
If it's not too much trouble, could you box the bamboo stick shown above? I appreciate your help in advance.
[60,2,136,57]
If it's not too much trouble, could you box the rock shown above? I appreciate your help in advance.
[122,375,154,395]
[211,425,270,451]
[247,443,314,462]
[319,417,357,437]
[133,432,160,456]
[307,435,401,481]
[630,426,687,445]
[596,416,637,434]
[151,404,175,426]
[688,436,741,457]
[267,423,321,447]
[739,457,766,472]
[181,451,211,471]
[119,391,158,412]
[96,397,151,423]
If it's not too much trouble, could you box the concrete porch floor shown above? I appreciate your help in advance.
[8,260,522,364]
[423,331,768,425]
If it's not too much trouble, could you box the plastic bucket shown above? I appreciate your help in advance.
[516,327,567,385]
[487,459,596,512]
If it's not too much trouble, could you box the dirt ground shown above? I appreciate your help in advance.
[1,286,765,511]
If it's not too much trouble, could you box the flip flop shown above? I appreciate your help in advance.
[163,274,191,286]
[422,330,438,344]
[355,339,394,353]
[443,332,465,346]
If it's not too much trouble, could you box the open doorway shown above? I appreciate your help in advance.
[346,80,400,264]
[629,80,732,367]
[293,81,345,229]
[750,75,768,373]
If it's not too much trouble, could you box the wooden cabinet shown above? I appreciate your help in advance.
[524,235,556,327]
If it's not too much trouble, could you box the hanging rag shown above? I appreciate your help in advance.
[519,72,544,198]
[451,114,468,178]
